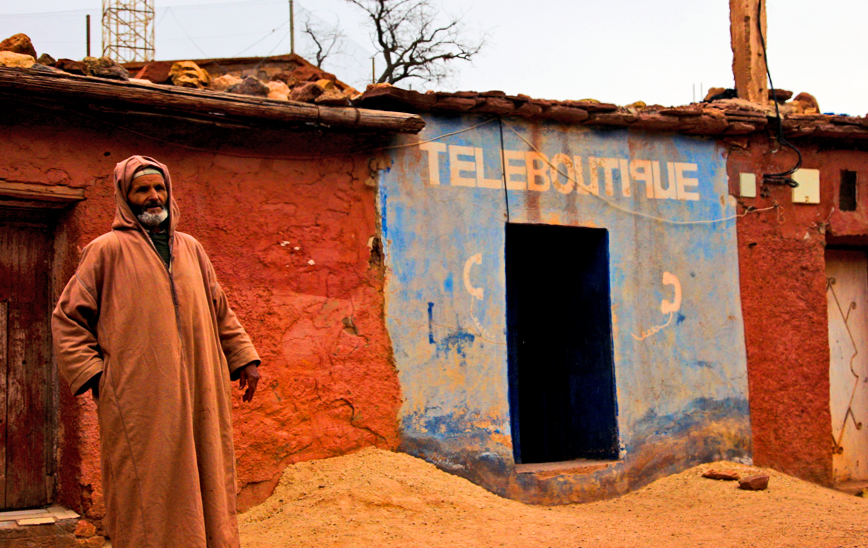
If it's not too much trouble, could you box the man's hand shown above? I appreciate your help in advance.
[238,363,260,403]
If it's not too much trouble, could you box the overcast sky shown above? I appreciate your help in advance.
[3,0,866,115]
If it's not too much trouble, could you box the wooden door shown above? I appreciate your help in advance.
[826,249,868,483]
[0,222,52,509]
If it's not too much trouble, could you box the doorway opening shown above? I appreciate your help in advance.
[506,223,619,465]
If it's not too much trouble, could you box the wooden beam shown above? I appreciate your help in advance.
[730,0,768,105]
[0,181,86,204]
[0,67,425,134]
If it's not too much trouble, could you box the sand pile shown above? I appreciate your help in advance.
[240,448,868,548]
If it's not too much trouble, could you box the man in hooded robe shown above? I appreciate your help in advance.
[52,156,261,547]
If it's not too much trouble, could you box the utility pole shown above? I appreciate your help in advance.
[86,14,91,57]
[730,0,768,105]
[289,0,295,54]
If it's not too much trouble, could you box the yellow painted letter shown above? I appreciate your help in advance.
[475,147,502,189]
[653,161,677,200]
[503,150,527,190]
[573,156,596,195]
[419,142,447,186]
[675,162,700,201]
[550,153,576,194]
[630,159,654,198]
[525,152,551,192]
[449,145,477,187]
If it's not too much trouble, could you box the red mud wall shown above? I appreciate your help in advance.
[0,106,401,524]
[729,134,868,485]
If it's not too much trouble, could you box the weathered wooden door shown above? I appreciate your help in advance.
[0,221,52,509]
[826,249,868,483]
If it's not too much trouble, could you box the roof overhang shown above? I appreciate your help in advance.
[0,66,425,134]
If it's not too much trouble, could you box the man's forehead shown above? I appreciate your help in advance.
[130,173,165,187]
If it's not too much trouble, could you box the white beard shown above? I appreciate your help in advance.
[137,207,168,228]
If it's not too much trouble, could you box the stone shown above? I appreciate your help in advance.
[133,61,173,84]
[513,101,545,118]
[29,63,62,74]
[74,520,96,538]
[315,78,335,91]
[341,86,361,101]
[270,71,299,87]
[77,535,106,547]
[703,87,727,101]
[0,51,35,68]
[291,65,335,83]
[857,488,867,498]
[0,33,37,58]
[768,88,793,103]
[226,76,269,97]
[289,81,323,103]
[85,57,129,81]
[539,105,590,124]
[472,96,515,115]
[702,469,740,481]
[211,74,243,91]
[55,58,88,75]
[433,96,478,111]
[169,61,211,89]
[792,92,820,114]
[36,53,55,66]
[738,474,769,490]
[265,80,289,101]
[314,86,350,106]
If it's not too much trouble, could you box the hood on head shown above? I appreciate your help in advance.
[112,155,180,233]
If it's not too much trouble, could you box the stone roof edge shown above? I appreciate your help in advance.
[354,86,868,140]
[0,66,425,134]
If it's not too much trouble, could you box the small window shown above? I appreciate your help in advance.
[506,224,619,464]
[840,170,857,211]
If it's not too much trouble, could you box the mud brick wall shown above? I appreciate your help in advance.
[729,134,868,485]
[0,104,401,524]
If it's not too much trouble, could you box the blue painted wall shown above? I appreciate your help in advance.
[378,114,751,502]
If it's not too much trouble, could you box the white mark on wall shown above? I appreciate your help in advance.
[632,271,682,341]
[462,253,493,340]
[660,271,682,314]
[463,253,484,300]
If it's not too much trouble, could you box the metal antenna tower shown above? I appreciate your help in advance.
[102,0,156,62]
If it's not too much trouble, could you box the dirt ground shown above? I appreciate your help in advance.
[239,448,868,548]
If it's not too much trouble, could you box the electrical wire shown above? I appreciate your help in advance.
[166,7,232,75]
[756,0,801,187]
[498,117,511,223]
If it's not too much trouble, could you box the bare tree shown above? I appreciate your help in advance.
[346,0,487,85]
[302,16,347,69]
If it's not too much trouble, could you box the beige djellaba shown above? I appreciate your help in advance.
[52,156,260,547]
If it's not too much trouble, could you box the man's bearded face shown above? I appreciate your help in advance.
[127,173,168,228]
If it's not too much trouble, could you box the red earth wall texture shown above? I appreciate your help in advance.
[728,134,868,485]
[0,107,402,523]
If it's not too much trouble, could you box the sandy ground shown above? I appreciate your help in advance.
[239,448,868,548]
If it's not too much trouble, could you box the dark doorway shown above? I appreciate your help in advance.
[0,213,53,509]
[506,224,619,464]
